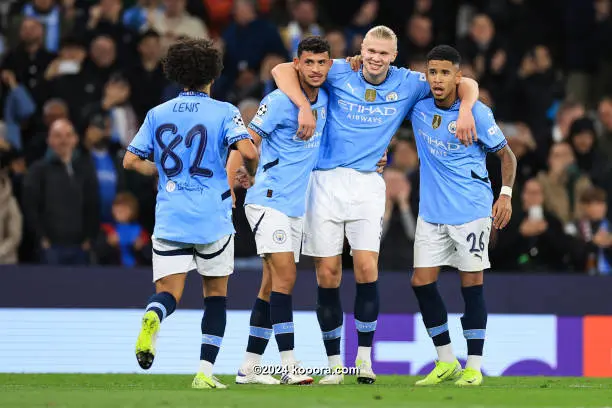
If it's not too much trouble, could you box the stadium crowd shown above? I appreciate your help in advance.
[0,0,611,274]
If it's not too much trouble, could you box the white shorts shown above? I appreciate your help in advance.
[302,168,386,257]
[151,234,234,282]
[244,204,303,263]
[414,216,492,272]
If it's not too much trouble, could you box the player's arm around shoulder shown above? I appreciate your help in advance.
[455,76,480,146]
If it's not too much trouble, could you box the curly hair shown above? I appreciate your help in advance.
[162,38,223,90]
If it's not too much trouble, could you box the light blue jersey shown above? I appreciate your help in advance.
[316,59,431,172]
[410,98,507,225]
[128,91,251,244]
[245,88,328,217]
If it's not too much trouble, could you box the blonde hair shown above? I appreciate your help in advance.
[364,25,397,49]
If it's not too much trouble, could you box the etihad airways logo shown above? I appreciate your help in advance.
[418,129,461,156]
[338,99,398,116]
[338,99,398,124]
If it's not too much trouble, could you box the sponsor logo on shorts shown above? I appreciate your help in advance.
[273,230,287,244]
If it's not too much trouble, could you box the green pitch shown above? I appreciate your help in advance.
[1,374,611,408]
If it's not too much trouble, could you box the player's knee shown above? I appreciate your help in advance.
[353,259,378,284]
[314,257,342,287]
[411,273,436,287]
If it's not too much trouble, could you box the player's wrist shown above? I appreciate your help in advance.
[500,186,512,198]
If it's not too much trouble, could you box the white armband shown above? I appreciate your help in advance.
[500,186,512,198]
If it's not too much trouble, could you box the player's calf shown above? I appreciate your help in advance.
[196,295,227,388]
[459,282,487,377]
[135,291,177,369]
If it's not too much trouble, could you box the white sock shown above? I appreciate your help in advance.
[328,354,342,368]
[280,350,296,366]
[466,355,482,371]
[199,360,214,377]
[356,346,372,362]
[435,344,455,363]
[241,352,261,370]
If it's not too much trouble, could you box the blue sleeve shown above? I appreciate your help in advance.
[248,93,283,138]
[325,59,353,86]
[127,110,155,159]
[475,104,507,153]
[402,69,431,102]
[9,85,36,120]
[223,104,252,148]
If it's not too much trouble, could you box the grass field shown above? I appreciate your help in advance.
[1,374,611,408]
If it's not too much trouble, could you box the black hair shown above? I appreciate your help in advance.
[297,36,331,58]
[162,38,223,90]
[139,29,161,43]
[426,45,461,66]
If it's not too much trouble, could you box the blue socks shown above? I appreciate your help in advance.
[461,285,487,356]
[412,282,451,347]
[270,291,294,352]
[317,287,343,357]
[200,296,227,365]
[354,282,379,347]
[145,292,176,322]
[246,297,272,356]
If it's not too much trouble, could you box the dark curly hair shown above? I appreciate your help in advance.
[162,38,223,90]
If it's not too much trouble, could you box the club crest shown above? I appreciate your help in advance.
[448,120,457,134]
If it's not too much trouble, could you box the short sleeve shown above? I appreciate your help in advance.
[402,69,431,102]
[223,104,252,148]
[127,110,155,159]
[325,59,354,86]
[474,104,507,153]
[248,93,283,138]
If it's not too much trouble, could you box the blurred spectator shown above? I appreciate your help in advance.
[380,166,415,270]
[536,141,592,227]
[127,30,168,123]
[567,117,608,185]
[344,0,378,56]
[7,0,74,53]
[280,0,322,58]
[0,168,22,264]
[401,15,433,67]
[572,186,612,275]
[82,75,138,148]
[457,14,507,87]
[143,0,209,54]
[1,18,55,106]
[549,100,585,146]
[511,45,561,137]
[325,28,347,59]
[224,53,284,104]
[597,96,612,158]
[594,0,612,101]
[24,98,69,165]
[95,191,151,266]
[43,35,87,82]
[48,34,122,130]
[82,0,137,62]
[1,69,36,150]
[82,111,126,224]
[217,0,288,99]
[492,178,580,271]
[22,118,99,265]
[123,0,163,32]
